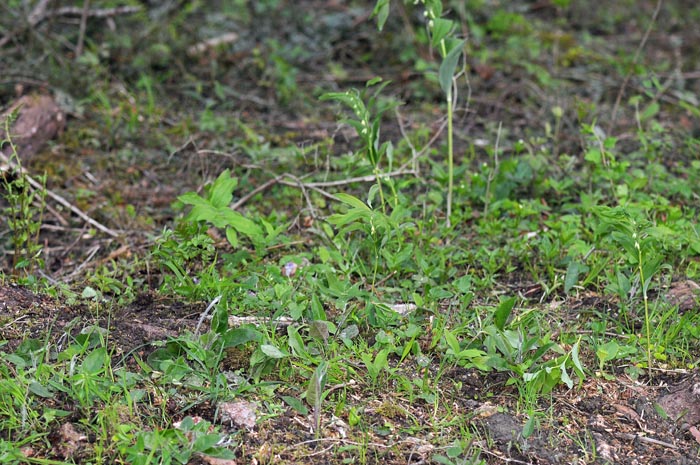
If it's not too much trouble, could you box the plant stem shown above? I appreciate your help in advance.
[439,37,454,228]
[446,91,453,227]
[637,246,652,378]
[374,164,386,213]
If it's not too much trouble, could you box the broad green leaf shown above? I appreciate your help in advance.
[571,341,584,379]
[431,18,454,47]
[327,210,370,227]
[193,433,223,452]
[219,210,263,239]
[596,340,619,364]
[82,348,106,374]
[456,348,488,359]
[29,382,53,398]
[225,227,238,248]
[371,0,390,31]
[261,344,288,359]
[178,192,211,208]
[640,102,660,121]
[339,324,359,340]
[309,320,330,343]
[564,260,581,294]
[438,39,464,96]
[287,326,308,358]
[494,296,516,330]
[208,169,237,208]
[522,414,536,438]
[443,330,461,354]
[560,363,573,388]
[306,361,328,407]
[584,148,601,165]
[222,327,262,348]
[210,304,228,334]
[281,395,308,415]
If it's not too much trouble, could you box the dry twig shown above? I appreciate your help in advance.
[0,152,120,238]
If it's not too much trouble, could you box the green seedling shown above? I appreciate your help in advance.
[593,206,665,376]
[320,80,397,212]
[178,169,265,249]
[306,360,328,437]
[1,114,48,277]
[373,0,465,226]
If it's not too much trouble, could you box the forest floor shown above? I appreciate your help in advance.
[2,1,700,464]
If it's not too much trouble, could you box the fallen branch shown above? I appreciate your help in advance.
[1,3,142,48]
[0,152,120,238]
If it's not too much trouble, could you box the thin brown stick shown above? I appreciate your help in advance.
[288,168,417,189]
[34,5,142,23]
[230,177,280,211]
[618,432,677,449]
[0,3,142,48]
[0,152,120,237]
[75,0,91,58]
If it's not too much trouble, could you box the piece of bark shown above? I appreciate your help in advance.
[665,280,700,312]
[1,94,65,162]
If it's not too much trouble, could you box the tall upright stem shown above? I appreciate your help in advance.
[446,92,454,228]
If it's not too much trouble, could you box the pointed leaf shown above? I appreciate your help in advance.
[208,169,238,208]
[438,40,464,96]
[261,344,288,359]
[494,296,516,330]
[335,193,372,211]
[564,260,581,294]
[371,0,390,31]
[431,18,454,47]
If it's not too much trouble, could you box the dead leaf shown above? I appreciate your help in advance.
[690,425,700,444]
[219,401,257,429]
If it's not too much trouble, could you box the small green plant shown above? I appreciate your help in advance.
[1,114,48,277]
[373,0,465,226]
[178,169,265,249]
[593,206,665,376]
[320,79,397,212]
[306,360,328,437]
[116,416,235,465]
[326,192,413,289]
